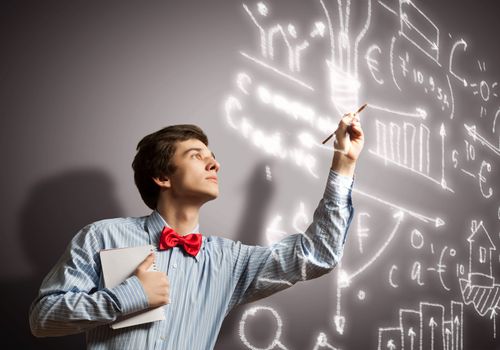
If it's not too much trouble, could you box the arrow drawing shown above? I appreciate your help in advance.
[464,124,500,157]
[353,188,445,227]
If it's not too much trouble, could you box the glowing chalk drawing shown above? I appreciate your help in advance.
[264,200,319,282]
[365,44,385,85]
[240,51,315,91]
[240,306,343,350]
[398,0,441,66]
[459,220,500,319]
[357,212,371,254]
[239,306,288,350]
[425,245,454,292]
[411,229,424,249]
[266,215,287,245]
[377,301,463,350]
[449,38,468,87]
[368,103,427,119]
[319,0,372,115]
[346,211,405,283]
[223,0,500,348]
[398,51,451,111]
[389,265,399,288]
[334,262,347,335]
[352,188,445,227]
[224,95,320,178]
[266,165,272,181]
[312,333,341,350]
[464,123,500,157]
[369,120,454,192]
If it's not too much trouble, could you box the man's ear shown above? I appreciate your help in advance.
[153,176,171,189]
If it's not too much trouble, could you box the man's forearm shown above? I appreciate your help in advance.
[29,276,149,337]
[331,151,356,178]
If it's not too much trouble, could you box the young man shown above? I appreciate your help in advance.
[29,112,364,349]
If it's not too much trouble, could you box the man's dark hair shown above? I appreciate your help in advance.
[132,124,209,210]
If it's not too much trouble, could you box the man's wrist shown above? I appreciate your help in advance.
[331,151,356,177]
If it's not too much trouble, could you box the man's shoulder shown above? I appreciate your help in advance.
[205,235,248,253]
[204,235,255,251]
[90,215,147,231]
[204,235,233,246]
[77,215,149,245]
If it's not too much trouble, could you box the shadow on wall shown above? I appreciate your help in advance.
[0,169,123,349]
[216,160,277,349]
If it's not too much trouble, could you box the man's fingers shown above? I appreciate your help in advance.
[335,110,362,147]
[337,113,353,133]
[350,122,364,138]
[351,121,361,129]
[137,253,155,272]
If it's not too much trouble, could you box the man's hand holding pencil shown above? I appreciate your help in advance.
[324,104,366,177]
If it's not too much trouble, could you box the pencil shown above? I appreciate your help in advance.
[321,103,368,145]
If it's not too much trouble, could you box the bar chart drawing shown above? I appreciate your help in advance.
[377,301,463,350]
[369,119,453,192]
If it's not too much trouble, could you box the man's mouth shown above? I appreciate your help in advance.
[207,177,218,183]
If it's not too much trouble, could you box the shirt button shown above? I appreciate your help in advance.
[160,336,166,341]
[173,263,177,269]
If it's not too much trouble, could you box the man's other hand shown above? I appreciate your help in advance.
[135,253,170,307]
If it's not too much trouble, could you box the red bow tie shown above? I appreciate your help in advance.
[158,227,202,257]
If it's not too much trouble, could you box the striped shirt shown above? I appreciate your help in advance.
[29,169,354,349]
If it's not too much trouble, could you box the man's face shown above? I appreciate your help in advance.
[166,138,220,203]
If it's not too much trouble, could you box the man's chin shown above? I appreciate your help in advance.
[208,192,219,200]
[203,191,219,202]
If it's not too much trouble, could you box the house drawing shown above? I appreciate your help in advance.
[467,220,496,286]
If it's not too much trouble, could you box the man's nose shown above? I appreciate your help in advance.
[206,158,220,172]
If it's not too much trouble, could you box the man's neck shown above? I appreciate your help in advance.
[156,200,201,236]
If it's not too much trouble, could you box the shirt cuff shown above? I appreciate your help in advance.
[323,168,354,203]
[109,275,150,315]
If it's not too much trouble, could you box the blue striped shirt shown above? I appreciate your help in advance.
[29,169,354,349]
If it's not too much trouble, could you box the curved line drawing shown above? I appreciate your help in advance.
[346,211,404,281]
[446,74,455,119]
[390,36,402,91]
[354,0,372,77]
[448,38,468,87]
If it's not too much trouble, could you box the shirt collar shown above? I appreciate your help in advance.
[146,210,204,262]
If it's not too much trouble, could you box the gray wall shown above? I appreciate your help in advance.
[1,0,499,349]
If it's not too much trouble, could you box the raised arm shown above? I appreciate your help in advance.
[227,111,364,309]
